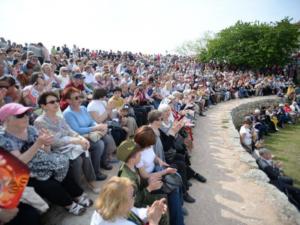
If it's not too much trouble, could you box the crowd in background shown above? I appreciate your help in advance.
[0,36,299,225]
[239,100,300,210]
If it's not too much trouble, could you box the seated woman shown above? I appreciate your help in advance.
[34,91,100,192]
[0,103,92,215]
[62,87,110,180]
[87,88,117,156]
[117,139,169,225]
[134,126,185,225]
[90,176,167,225]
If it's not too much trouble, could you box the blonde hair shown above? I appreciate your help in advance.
[95,176,134,221]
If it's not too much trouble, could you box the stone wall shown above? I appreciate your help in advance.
[231,97,282,130]
[229,96,300,224]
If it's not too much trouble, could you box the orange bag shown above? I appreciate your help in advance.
[0,147,30,209]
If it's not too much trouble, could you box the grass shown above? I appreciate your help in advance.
[264,123,300,188]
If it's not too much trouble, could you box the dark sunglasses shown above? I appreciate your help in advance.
[46,99,60,105]
[71,95,84,100]
[0,86,8,90]
[132,188,137,198]
[14,111,31,119]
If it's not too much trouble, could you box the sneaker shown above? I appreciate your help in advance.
[67,202,86,215]
[77,193,93,207]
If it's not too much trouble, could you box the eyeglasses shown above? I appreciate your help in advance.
[14,111,31,119]
[46,99,60,105]
[132,188,137,198]
[0,86,8,90]
[157,118,163,121]
[71,95,83,100]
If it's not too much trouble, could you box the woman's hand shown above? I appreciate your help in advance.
[80,138,90,150]
[36,129,54,148]
[0,208,19,223]
[147,176,163,192]
[164,167,177,175]
[147,198,167,225]
[0,155,6,166]
[157,158,169,168]
[96,123,107,131]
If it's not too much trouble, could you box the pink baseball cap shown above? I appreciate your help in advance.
[0,103,32,122]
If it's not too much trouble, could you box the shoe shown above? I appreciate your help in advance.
[193,173,207,183]
[199,113,206,117]
[187,180,192,187]
[182,207,189,216]
[96,173,107,181]
[183,192,196,203]
[76,193,93,207]
[101,163,113,170]
[67,202,86,215]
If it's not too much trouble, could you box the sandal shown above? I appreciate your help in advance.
[67,202,86,216]
[76,193,93,207]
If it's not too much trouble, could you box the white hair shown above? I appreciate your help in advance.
[158,104,171,113]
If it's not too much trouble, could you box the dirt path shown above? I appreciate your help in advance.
[184,97,288,225]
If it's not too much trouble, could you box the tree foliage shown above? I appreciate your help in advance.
[198,18,300,69]
[175,31,214,56]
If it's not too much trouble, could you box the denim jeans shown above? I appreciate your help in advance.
[168,188,185,225]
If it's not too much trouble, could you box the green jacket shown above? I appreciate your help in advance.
[118,163,164,207]
[118,163,169,225]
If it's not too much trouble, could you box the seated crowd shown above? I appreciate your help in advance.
[239,100,300,211]
[0,37,297,225]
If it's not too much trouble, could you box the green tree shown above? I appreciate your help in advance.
[176,31,214,56]
[199,18,300,70]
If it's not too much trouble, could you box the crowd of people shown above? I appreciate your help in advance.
[239,99,300,211]
[0,36,298,225]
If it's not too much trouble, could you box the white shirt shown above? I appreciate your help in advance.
[83,72,96,85]
[136,146,156,173]
[90,212,134,225]
[90,208,147,225]
[56,75,69,89]
[87,100,107,116]
[239,125,252,146]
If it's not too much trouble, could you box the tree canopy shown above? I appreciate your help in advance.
[198,18,300,70]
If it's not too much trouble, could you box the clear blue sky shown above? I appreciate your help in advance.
[0,0,299,54]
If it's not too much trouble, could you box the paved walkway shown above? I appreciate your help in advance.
[184,97,286,225]
[44,97,288,225]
